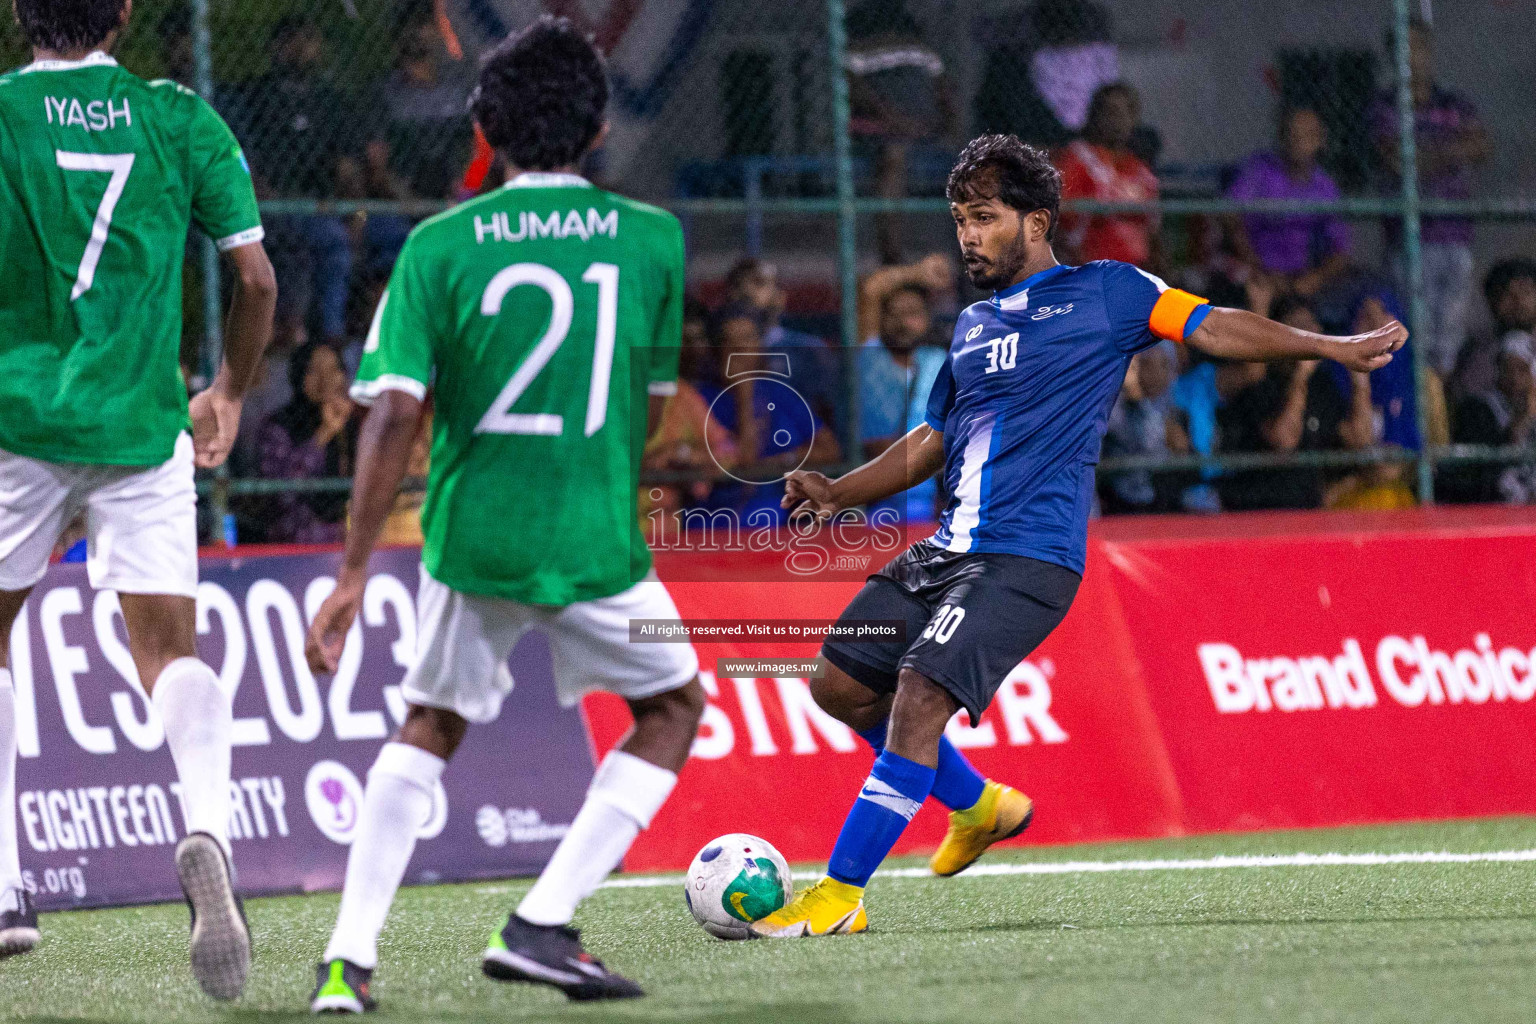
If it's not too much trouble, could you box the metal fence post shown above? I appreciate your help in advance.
[1392,0,1433,503]
[827,0,860,468]
[191,0,231,534]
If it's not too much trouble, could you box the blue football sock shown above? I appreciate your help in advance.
[857,721,984,812]
[932,738,987,810]
[827,750,935,887]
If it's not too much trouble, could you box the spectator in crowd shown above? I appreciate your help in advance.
[845,0,957,263]
[725,258,825,350]
[1217,296,1375,511]
[724,257,843,433]
[256,342,357,543]
[641,299,739,519]
[860,253,952,457]
[232,315,311,477]
[855,256,951,520]
[1450,258,1536,406]
[974,0,1118,149]
[701,304,841,523]
[1057,82,1161,269]
[1226,107,1352,300]
[1371,17,1492,377]
[1322,282,1444,509]
[385,14,474,201]
[1332,283,1424,452]
[1100,341,1187,514]
[1446,334,1536,504]
[225,15,371,346]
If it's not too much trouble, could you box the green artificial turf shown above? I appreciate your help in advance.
[6,817,1536,1023]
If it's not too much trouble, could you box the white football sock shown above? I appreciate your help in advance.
[152,658,234,858]
[324,742,444,969]
[516,750,677,927]
[0,670,20,892]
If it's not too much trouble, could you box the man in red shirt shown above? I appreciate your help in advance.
[1056,82,1160,268]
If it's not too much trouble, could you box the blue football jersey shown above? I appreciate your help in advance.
[924,260,1212,573]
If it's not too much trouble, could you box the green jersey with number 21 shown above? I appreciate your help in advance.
[353,173,684,606]
[0,53,263,465]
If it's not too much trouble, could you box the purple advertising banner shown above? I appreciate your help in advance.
[8,549,597,911]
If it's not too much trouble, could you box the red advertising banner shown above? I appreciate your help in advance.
[586,507,1536,871]
[1100,507,1536,833]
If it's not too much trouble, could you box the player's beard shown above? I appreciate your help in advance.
[963,224,1031,292]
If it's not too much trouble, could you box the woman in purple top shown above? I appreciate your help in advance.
[1226,107,1352,300]
[256,342,356,543]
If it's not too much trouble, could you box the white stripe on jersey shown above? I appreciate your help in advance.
[1131,266,1171,292]
[945,412,996,553]
[351,373,427,406]
[996,288,1030,312]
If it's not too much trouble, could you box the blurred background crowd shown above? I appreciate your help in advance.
[7,0,1535,545]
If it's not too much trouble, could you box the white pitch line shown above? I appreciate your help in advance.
[584,848,1536,891]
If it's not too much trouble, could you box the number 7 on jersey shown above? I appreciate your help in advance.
[55,150,136,301]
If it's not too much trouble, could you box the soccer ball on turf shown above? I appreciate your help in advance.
[684,833,793,940]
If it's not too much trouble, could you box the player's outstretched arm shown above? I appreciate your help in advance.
[188,242,277,468]
[1186,307,1407,373]
[305,390,424,674]
[782,423,945,521]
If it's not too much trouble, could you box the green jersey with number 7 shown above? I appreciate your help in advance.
[0,53,263,466]
[352,172,684,606]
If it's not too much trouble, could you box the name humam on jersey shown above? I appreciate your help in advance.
[473,207,618,244]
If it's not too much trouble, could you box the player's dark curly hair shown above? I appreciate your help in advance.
[470,16,609,172]
[946,134,1062,241]
[14,0,126,51]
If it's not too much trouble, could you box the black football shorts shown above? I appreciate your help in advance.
[821,539,1081,723]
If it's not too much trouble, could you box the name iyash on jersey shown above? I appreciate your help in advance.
[473,207,618,244]
[43,94,131,132]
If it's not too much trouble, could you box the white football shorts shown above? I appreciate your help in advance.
[401,567,700,723]
[0,433,198,598]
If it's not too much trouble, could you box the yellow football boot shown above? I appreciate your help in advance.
[749,877,868,938]
[930,780,1034,877]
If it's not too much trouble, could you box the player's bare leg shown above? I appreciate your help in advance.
[0,588,38,958]
[118,593,249,1001]
[486,678,705,1001]
[812,661,1030,876]
[886,668,961,764]
[810,665,892,733]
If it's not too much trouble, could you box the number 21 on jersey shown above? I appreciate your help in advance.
[475,261,619,438]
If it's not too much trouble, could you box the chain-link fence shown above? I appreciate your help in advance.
[8,0,1534,540]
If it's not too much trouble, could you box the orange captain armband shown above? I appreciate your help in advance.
[1149,288,1212,342]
